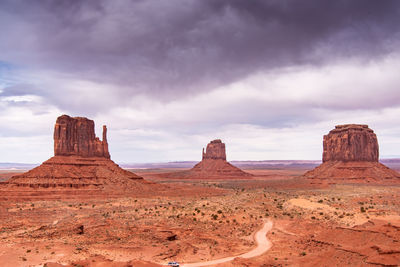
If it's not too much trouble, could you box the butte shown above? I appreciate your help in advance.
[304,124,400,183]
[167,139,252,179]
[0,115,156,196]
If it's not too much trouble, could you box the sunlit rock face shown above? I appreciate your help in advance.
[304,124,400,183]
[202,139,226,160]
[54,115,110,158]
[190,139,251,178]
[322,124,378,163]
[3,114,146,191]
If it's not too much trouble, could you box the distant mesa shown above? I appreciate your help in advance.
[166,139,252,179]
[2,114,147,191]
[202,139,226,160]
[304,124,400,183]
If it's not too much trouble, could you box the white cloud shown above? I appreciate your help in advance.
[1,55,400,163]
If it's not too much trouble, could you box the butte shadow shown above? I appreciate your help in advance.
[303,124,400,184]
[163,139,252,179]
[0,115,163,197]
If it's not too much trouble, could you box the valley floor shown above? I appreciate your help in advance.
[0,169,399,266]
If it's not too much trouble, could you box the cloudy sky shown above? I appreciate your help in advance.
[1,0,400,164]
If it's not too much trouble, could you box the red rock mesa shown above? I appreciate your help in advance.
[202,139,226,160]
[179,139,252,179]
[304,124,400,183]
[54,115,110,158]
[2,115,147,192]
[322,124,379,162]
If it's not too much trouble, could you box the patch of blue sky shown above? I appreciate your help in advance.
[0,61,22,88]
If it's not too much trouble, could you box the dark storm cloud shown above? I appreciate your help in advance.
[0,0,399,101]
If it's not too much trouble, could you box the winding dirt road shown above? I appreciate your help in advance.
[182,219,273,267]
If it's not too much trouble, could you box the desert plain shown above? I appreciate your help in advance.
[0,120,400,267]
[0,164,399,267]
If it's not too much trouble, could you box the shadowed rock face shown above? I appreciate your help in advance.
[323,124,379,162]
[202,139,226,160]
[54,115,110,158]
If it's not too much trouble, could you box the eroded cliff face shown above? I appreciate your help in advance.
[54,115,110,158]
[202,139,226,160]
[3,114,146,190]
[188,139,251,178]
[323,124,379,162]
[304,124,400,183]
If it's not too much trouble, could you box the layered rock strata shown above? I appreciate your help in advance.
[322,124,378,162]
[168,139,251,179]
[2,115,144,191]
[54,115,110,158]
[304,124,400,183]
[202,139,226,160]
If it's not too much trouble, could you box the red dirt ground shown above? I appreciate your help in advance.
[0,168,399,266]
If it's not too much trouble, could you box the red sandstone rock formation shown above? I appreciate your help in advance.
[166,139,251,179]
[202,139,226,160]
[54,115,110,158]
[323,124,378,162]
[2,115,146,191]
[304,124,400,183]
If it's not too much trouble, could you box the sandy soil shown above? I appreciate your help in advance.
[0,167,399,266]
[183,219,273,266]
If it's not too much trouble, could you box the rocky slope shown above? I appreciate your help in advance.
[304,124,400,183]
[163,139,251,179]
[0,114,152,194]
